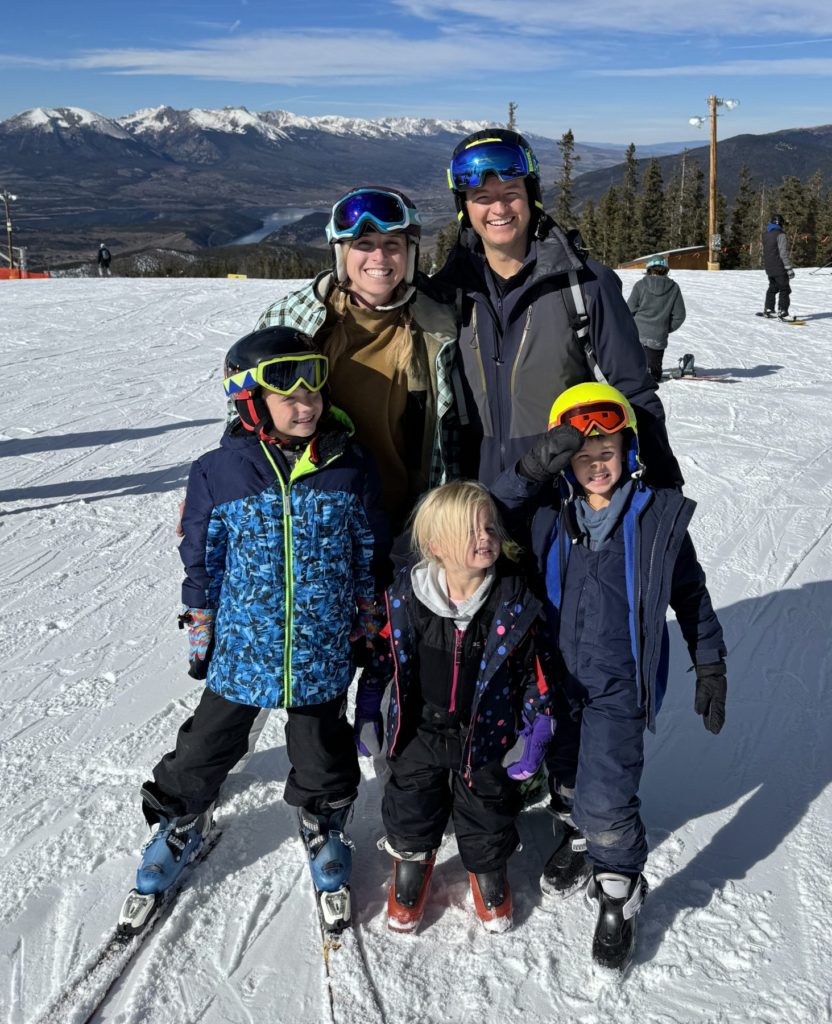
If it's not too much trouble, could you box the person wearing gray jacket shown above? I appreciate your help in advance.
[762,213,795,319]
[626,257,687,382]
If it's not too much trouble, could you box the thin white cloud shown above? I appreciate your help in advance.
[394,0,832,35]
[0,30,564,83]
[594,57,832,76]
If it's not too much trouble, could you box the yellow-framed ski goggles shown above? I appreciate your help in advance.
[223,353,329,398]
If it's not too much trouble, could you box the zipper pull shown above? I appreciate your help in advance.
[284,493,291,516]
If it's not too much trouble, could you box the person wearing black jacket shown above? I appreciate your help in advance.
[762,213,795,318]
[429,128,682,491]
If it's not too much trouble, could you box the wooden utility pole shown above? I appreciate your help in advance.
[708,95,719,270]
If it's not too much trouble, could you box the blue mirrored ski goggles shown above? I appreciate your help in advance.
[448,140,539,191]
[326,189,421,242]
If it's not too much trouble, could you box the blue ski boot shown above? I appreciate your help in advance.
[117,804,214,936]
[135,808,214,896]
[298,801,354,931]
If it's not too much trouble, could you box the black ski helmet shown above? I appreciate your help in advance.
[770,213,785,228]
[224,325,320,435]
[448,127,544,232]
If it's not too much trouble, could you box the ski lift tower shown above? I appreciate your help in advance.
[689,97,739,271]
[1,189,17,271]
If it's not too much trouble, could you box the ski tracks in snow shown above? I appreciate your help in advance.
[3,275,832,1023]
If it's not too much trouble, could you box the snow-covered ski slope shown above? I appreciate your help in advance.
[2,269,831,1024]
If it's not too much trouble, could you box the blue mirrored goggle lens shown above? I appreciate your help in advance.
[449,142,532,190]
[332,191,409,233]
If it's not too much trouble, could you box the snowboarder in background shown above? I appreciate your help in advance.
[377,480,552,935]
[119,326,390,936]
[97,242,112,277]
[626,257,687,383]
[491,382,727,971]
[429,127,682,490]
[762,214,794,318]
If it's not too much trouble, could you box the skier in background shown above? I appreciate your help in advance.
[626,257,687,383]
[97,242,112,277]
[492,381,727,971]
[120,326,389,936]
[762,214,795,319]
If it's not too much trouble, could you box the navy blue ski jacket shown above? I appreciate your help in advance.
[492,467,725,730]
[179,415,390,709]
[431,215,682,490]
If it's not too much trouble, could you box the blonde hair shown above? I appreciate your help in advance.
[410,480,516,566]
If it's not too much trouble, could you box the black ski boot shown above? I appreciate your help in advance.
[586,871,647,971]
[469,867,512,933]
[381,839,436,933]
[540,821,590,899]
[540,795,590,899]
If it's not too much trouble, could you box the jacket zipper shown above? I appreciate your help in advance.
[449,627,463,713]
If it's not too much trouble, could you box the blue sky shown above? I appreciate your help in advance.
[2,0,831,144]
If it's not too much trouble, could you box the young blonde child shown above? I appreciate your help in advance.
[374,480,553,934]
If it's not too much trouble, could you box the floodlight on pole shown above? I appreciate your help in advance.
[687,96,739,270]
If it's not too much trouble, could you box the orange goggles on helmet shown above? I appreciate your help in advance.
[550,400,630,436]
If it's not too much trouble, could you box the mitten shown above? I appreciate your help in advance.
[353,678,385,757]
[351,594,384,642]
[504,714,555,780]
[178,608,216,680]
[787,270,795,279]
[518,425,584,483]
[694,661,727,735]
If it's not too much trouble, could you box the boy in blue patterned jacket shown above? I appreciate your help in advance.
[119,326,389,935]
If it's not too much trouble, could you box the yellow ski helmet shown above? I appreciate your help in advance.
[548,382,637,436]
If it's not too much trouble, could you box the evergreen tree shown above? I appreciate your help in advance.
[507,102,518,131]
[725,165,758,269]
[429,220,459,273]
[579,199,599,258]
[595,186,621,265]
[617,143,639,261]
[636,158,665,256]
[554,129,580,229]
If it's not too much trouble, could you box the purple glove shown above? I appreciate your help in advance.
[354,678,385,757]
[178,608,215,680]
[505,714,555,780]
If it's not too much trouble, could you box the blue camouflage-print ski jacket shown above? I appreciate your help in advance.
[492,467,726,731]
[179,415,390,709]
[383,567,547,780]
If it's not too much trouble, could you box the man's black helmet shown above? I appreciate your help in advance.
[448,127,544,232]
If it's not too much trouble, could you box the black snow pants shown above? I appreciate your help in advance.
[642,345,664,383]
[381,705,522,873]
[143,688,359,821]
[765,273,791,314]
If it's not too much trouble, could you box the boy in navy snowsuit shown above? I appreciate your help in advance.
[492,382,727,970]
[376,480,553,934]
[120,326,389,935]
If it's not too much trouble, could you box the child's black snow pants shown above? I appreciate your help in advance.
[143,688,359,822]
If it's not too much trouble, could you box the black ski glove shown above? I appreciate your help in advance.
[518,425,584,483]
[694,661,727,735]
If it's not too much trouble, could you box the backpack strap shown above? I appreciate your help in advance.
[564,269,608,385]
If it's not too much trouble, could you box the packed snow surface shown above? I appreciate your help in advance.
[1,270,831,1023]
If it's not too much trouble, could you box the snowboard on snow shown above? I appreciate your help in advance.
[755,312,806,325]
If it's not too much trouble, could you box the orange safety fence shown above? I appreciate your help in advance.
[0,268,51,279]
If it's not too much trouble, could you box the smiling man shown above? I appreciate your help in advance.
[431,128,681,490]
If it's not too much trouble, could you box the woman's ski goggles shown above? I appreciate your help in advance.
[224,354,329,398]
[326,189,421,242]
[448,139,539,192]
[550,400,630,436]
